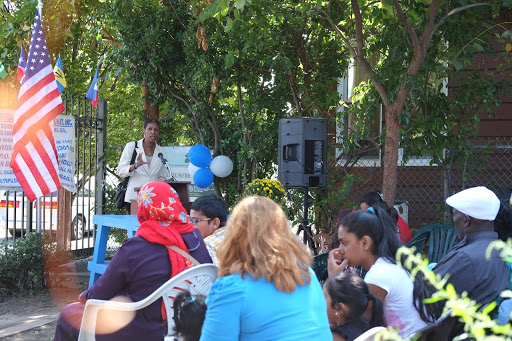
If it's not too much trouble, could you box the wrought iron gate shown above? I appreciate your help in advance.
[0,95,106,257]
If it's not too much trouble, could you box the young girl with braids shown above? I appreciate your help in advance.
[173,291,207,341]
[323,273,386,341]
[327,206,436,337]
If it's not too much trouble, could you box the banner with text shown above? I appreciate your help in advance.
[0,109,76,192]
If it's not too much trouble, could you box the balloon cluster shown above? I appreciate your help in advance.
[188,144,233,188]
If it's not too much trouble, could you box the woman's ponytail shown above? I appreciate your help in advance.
[367,292,387,328]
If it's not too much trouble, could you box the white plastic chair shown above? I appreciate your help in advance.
[77,263,218,341]
[353,326,387,341]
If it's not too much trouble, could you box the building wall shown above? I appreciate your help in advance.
[340,24,512,235]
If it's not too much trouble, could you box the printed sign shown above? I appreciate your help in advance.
[54,115,76,192]
[0,110,76,192]
[0,109,16,189]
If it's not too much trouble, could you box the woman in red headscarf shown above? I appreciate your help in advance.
[54,181,211,341]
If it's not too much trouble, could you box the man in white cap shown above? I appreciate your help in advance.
[432,186,509,313]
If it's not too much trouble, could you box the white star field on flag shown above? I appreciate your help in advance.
[24,15,52,79]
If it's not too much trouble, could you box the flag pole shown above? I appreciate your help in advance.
[36,0,44,220]
[37,0,43,19]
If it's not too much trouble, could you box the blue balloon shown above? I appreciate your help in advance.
[189,144,212,168]
[193,168,214,189]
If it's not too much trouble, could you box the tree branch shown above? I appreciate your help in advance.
[323,7,389,106]
[429,3,493,44]
[419,0,443,53]
[166,0,188,32]
[351,0,365,55]
[237,79,246,128]
[101,28,123,49]
[163,80,204,144]
[178,79,221,155]
[287,70,303,115]
[392,0,421,52]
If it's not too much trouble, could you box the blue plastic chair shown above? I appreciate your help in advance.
[406,224,458,263]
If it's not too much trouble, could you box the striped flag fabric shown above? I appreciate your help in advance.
[17,46,26,82]
[85,65,99,107]
[10,10,64,202]
[53,55,66,93]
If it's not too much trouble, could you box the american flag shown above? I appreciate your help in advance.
[10,10,64,202]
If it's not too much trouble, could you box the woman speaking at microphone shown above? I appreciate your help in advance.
[117,118,170,213]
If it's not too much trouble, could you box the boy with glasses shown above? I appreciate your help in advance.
[189,194,228,264]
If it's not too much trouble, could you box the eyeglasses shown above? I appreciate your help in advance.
[188,216,212,226]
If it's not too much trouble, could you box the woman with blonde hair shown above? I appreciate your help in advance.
[199,196,331,341]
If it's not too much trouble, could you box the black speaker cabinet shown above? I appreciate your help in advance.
[278,118,327,188]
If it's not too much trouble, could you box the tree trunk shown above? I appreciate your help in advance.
[143,80,159,119]
[382,103,400,205]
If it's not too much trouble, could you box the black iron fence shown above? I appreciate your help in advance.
[1,96,106,257]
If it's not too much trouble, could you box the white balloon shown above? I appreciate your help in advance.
[188,163,201,177]
[210,155,234,178]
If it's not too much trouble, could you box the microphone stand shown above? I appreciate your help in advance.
[159,154,176,181]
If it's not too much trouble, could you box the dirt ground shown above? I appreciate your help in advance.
[2,321,57,341]
[0,284,87,341]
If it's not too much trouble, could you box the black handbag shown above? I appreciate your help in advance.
[115,141,138,209]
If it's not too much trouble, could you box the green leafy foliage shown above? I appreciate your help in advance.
[0,233,73,297]
[2,0,512,242]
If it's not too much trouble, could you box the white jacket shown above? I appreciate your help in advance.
[117,139,169,202]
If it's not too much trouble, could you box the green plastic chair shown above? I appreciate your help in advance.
[405,224,458,263]
[312,251,329,282]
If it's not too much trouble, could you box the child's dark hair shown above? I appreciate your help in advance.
[173,291,207,341]
[359,191,384,206]
[339,206,401,263]
[324,272,386,328]
[371,202,399,226]
[332,209,353,249]
[495,187,512,241]
[190,194,228,228]
[338,207,438,323]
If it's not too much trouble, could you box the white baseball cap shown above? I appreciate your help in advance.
[446,186,500,221]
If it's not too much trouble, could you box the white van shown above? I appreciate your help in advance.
[0,188,95,240]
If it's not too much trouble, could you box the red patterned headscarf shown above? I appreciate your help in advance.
[134,181,195,278]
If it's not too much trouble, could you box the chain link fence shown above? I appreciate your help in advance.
[345,137,512,235]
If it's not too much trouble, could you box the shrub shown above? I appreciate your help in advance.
[242,178,286,206]
[0,233,73,297]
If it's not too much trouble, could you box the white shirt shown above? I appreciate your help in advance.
[117,139,169,202]
[364,257,428,337]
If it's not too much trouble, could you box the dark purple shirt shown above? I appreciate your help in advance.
[76,231,211,341]
[182,228,213,264]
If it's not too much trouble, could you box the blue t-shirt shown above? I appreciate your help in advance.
[200,268,331,341]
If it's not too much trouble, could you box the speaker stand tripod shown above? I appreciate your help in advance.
[296,187,315,252]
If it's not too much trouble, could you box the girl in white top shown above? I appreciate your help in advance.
[328,206,435,337]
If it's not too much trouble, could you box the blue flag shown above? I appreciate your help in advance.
[53,56,66,93]
[86,65,99,107]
